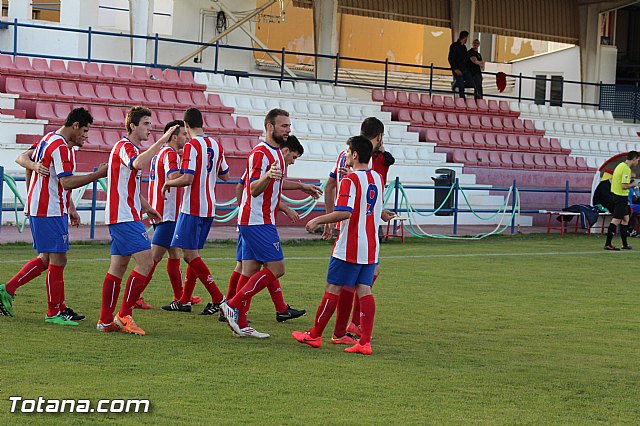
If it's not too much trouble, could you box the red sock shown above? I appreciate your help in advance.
[166,258,183,300]
[146,261,159,286]
[228,269,276,309]
[358,294,376,345]
[352,275,376,326]
[333,287,355,337]
[226,270,242,300]
[309,292,339,338]
[188,257,223,303]
[118,270,148,318]
[268,279,288,313]
[178,265,197,304]
[100,273,121,324]
[6,257,47,295]
[238,299,252,329]
[45,264,65,317]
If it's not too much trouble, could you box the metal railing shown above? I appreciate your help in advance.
[0,18,634,111]
[1,165,594,239]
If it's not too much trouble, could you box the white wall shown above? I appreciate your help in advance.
[511,46,582,107]
[0,0,259,71]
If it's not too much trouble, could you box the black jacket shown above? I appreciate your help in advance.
[448,41,467,71]
[593,180,613,211]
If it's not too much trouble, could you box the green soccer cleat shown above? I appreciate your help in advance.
[44,313,79,326]
[0,284,15,317]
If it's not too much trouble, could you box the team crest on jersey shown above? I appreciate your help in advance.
[273,242,280,251]
[62,234,68,244]
[142,232,149,241]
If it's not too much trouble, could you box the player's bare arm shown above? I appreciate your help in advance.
[305,210,351,233]
[140,195,162,224]
[282,179,322,199]
[59,163,108,190]
[279,203,299,223]
[68,200,81,227]
[132,124,180,171]
[250,163,282,197]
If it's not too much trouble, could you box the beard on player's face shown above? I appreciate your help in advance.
[271,130,287,146]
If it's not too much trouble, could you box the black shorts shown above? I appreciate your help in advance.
[611,194,630,219]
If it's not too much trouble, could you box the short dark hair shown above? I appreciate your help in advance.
[164,119,184,138]
[347,135,373,164]
[64,107,93,128]
[459,31,469,40]
[628,151,639,160]
[125,106,152,134]
[360,117,384,141]
[264,108,289,129]
[280,134,303,156]
[183,108,203,129]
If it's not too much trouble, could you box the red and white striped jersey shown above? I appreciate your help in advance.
[179,135,229,218]
[26,132,75,217]
[148,145,181,222]
[332,169,384,264]
[105,137,142,224]
[238,141,285,226]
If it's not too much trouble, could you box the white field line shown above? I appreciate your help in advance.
[0,250,616,264]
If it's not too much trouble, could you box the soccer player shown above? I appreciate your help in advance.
[292,135,395,355]
[0,108,107,324]
[138,120,201,309]
[160,108,228,315]
[97,106,179,335]
[221,135,307,323]
[221,108,322,338]
[323,117,385,344]
[604,150,640,250]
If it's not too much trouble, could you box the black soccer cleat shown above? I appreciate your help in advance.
[622,245,633,250]
[60,306,86,321]
[198,300,224,316]
[161,301,192,312]
[276,305,306,323]
[218,311,227,322]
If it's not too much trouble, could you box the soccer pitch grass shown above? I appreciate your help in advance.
[1,235,639,425]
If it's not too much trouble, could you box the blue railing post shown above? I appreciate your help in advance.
[153,33,159,67]
[518,73,522,102]
[214,40,219,74]
[383,58,389,89]
[87,26,92,62]
[510,179,517,234]
[334,53,340,85]
[0,166,4,233]
[90,175,98,240]
[280,47,285,82]
[13,18,18,56]
[429,63,434,97]
[453,178,459,236]
[565,180,570,208]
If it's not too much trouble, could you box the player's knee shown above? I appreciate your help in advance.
[182,250,198,263]
[267,262,285,278]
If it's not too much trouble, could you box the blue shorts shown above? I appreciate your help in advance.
[108,221,151,256]
[238,224,284,263]
[171,213,213,250]
[327,257,378,287]
[30,215,69,253]
[236,234,243,261]
[152,221,176,249]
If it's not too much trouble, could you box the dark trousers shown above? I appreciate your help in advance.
[471,73,483,99]
[451,71,466,99]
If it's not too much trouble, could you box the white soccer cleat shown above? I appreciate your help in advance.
[236,326,270,339]
[221,302,242,335]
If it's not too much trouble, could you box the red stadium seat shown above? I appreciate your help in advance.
[522,153,536,168]
[95,84,123,105]
[220,115,239,131]
[513,118,526,133]
[484,133,498,148]
[452,149,468,165]
[431,95,444,110]
[488,99,500,112]
[473,132,486,148]
[488,151,502,167]
[236,137,253,152]
[372,89,384,102]
[107,107,125,124]
[160,89,181,108]
[43,80,70,100]
[437,129,451,145]
[50,59,70,78]
[511,152,526,168]
[176,91,194,107]
[517,135,532,150]
[450,130,463,147]
[35,103,57,121]
[156,110,174,126]
[144,88,163,106]
[60,81,90,102]
[422,110,436,126]
[424,128,439,142]
[116,65,136,82]
[100,64,118,80]
[112,86,132,103]
[446,113,459,128]
[24,78,46,97]
[383,90,396,105]
[549,138,563,153]
[408,92,421,106]
[461,131,474,147]
[5,77,27,96]
[409,109,423,124]
[528,136,542,151]
[419,94,432,108]
[544,154,558,170]
[491,116,504,131]
[507,134,520,150]
[191,91,210,108]
[103,130,121,145]
[465,98,478,112]
[496,134,509,149]
[203,113,223,132]
[469,114,482,128]
[219,137,238,156]
[84,62,105,81]
[480,115,493,129]
[476,98,489,113]
[500,151,516,168]
[533,154,547,170]
[435,112,448,127]
[457,114,471,129]
[86,129,105,147]
[31,58,50,75]
[90,106,110,126]
[236,116,259,135]
[397,109,412,123]
[396,91,409,105]
[443,96,457,111]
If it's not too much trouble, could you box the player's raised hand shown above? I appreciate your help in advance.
[282,206,300,223]
[162,124,180,139]
[95,163,108,178]
[267,163,283,180]
[301,183,322,199]
[161,184,170,198]
[338,167,350,175]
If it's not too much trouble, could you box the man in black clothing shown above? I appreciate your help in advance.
[467,39,485,99]
[593,169,614,213]
[448,31,469,99]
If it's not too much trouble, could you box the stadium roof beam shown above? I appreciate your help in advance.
[174,0,279,68]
